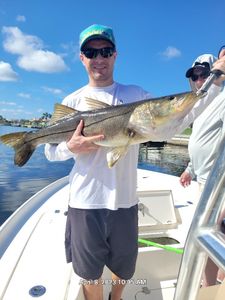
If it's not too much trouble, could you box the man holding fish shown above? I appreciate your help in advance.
[46,24,153,300]
[2,24,225,300]
[46,25,225,300]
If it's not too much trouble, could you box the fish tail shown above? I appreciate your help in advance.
[0,132,35,166]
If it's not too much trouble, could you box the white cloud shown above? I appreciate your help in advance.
[0,101,17,106]
[0,108,32,118]
[161,46,181,59]
[0,61,18,81]
[42,86,63,95]
[0,108,22,113]
[2,26,42,55]
[2,26,68,73]
[18,50,67,73]
[18,93,31,99]
[0,105,37,120]
[16,15,26,22]
[0,100,43,120]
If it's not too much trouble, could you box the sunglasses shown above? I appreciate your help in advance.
[191,71,210,82]
[82,47,115,59]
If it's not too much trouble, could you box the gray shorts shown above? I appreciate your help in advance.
[65,205,138,280]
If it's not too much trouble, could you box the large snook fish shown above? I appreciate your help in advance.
[0,91,204,168]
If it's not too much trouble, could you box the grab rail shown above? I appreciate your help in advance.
[174,134,225,300]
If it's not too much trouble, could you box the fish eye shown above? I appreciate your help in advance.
[168,96,175,100]
[126,128,135,137]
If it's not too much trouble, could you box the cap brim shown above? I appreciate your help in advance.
[185,67,194,78]
[80,35,115,50]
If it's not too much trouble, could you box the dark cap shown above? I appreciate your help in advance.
[79,24,116,51]
[185,62,210,78]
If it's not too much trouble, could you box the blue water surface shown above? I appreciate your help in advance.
[0,126,73,225]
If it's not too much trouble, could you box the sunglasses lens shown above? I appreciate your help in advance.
[191,71,210,82]
[202,73,209,79]
[82,49,96,59]
[191,74,198,82]
[100,47,114,58]
[82,47,114,59]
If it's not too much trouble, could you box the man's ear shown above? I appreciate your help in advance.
[80,53,85,66]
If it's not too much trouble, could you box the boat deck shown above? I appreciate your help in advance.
[0,169,199,300]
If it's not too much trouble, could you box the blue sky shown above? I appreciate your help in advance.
[0,0,225,120]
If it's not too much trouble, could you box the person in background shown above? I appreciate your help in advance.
[180,53,219,189]
[179,49,225,287]
[45,23,225,300]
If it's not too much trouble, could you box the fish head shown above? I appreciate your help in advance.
[128,91,204,140]
[155,91,200,117]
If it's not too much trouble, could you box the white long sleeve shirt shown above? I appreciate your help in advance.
[45,81,221,209]
[186,86,225,184]
[45,82,150,210]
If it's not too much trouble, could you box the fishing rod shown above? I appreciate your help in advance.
[138,238,184,254]
[196,69,223,96]
[196,45,225,96]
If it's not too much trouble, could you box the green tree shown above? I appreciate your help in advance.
[41,112,52,120]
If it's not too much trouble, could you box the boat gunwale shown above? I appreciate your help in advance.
[0,175,69,259]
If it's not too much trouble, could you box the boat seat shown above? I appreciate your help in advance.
[197,280,225,300]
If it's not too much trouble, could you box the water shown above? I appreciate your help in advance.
[0,126,190,226]
[0,125,74,226]
[138,144,189,176]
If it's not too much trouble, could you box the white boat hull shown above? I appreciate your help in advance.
[0,169,199,300]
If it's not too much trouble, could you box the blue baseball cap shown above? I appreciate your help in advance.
[79,24,116,50]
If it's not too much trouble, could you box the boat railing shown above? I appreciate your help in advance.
[174,134,225,300]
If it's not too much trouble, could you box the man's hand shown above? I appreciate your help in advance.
[213,49,225,85]
[67,120,104,154]
[179,171,192,187]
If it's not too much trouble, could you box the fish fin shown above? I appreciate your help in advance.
[85,97,111,110]
[0,132,35,166]
[49,103,78,124]
[106,146,129,168]
[0,131,27,147]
